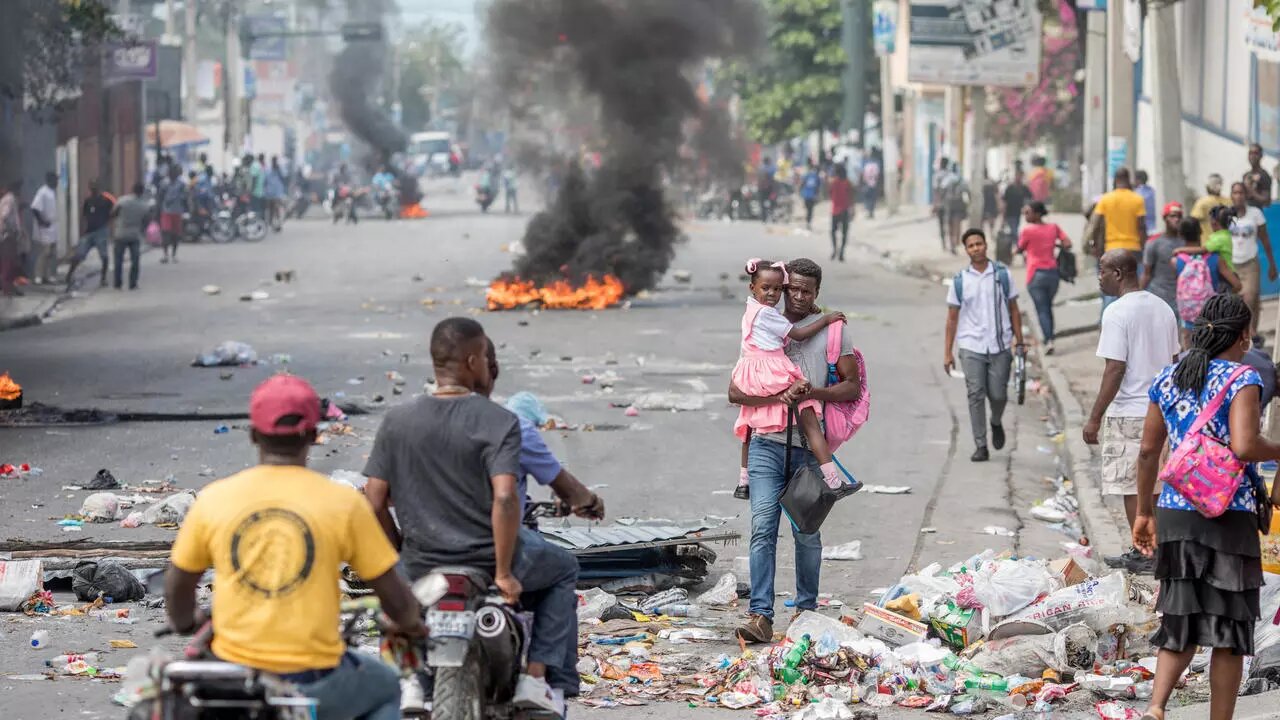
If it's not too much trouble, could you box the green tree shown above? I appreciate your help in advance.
[729,0,846,145]
[396,20,469,132]
[1256,0,1280,29]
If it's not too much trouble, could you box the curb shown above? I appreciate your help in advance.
[0,244,159,333]
[1033,344,1128,555]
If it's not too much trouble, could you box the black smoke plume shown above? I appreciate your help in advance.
[329,1,422,206]
[486,0,762,293]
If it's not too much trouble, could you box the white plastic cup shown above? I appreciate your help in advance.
[29,630,50,649]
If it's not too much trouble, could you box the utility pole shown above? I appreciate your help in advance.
[1081,9,1105,207]
[967,86,988,206]
[163,0,177,43]
[1106,0,1134,178]
[224,2,245,158]
[1149,1,1186,207]
[880,54,898,214]
[841,0,869,144]
[183,0,198,121]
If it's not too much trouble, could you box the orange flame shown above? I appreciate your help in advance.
[400,203,430,219]
[0,372,20,401]
[487,274,625,310]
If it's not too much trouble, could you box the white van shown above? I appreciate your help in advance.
[408,131,453,176]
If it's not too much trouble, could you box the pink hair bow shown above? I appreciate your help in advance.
[745,257,764,274]
[771,261,789,285]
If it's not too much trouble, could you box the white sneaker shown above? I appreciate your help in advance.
[400,676,426,712]
[513,674,564,717]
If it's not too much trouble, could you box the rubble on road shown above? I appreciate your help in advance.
[566,544,1268,718]
[192,341,258,367]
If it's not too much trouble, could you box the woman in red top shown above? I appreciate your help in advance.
[829,165,854,262]
[1017,201,1072,354]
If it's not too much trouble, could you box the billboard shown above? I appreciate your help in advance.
[246,15,288,62]
[907,0,1041,87]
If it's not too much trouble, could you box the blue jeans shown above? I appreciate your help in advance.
[112,238,140,289]
[1004,214,1021,238]
[291,650,400,720]
[747,436,822,620]
[1027,269,1060,341]
[514,527,580,696]
[73,226,109,265]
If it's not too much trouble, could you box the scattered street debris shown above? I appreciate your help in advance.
[193,341,258,367]
[821,542,864,561]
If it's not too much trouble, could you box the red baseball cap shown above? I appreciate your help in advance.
[250,375,321,436]
[1162,201,1184,217]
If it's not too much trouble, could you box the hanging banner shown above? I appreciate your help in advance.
[907,0,1042,87]
[1245,5,1280,63]
[873,0,899,56]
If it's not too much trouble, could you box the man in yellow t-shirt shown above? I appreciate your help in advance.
[166,375,424,720]
[1094,168,1149,254]
[1189,173,1231,238]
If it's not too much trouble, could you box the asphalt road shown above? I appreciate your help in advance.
[0,176,1099,718]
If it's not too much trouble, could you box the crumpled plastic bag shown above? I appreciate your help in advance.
[72,560,145,602]
[1006,572,1130,632]
[822,540,864,561]
[793,697,854,720]
[141,492,196,525]
[1253,572,1280,674]
[86,468,120,490]
[898,563,961,611]
[0,560,42,611]
[80,492,123,522]
[193,341,258,367]
[329,470,369,492]
[971,559,1056,616]
[506,391,551,426]
[969,622,1097,676]
[695,573,738,605]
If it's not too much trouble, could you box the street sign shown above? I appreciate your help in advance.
[105,41,158,81]
[245,15,288,61]
[873,0,898,56]
[1077,0,1106,9]
[907,0,1042,87]
[341,22,383,42]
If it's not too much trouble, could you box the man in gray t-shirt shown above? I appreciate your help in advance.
[110,183,151,290]
[1141,202,1184,311]
[727,258,865,645]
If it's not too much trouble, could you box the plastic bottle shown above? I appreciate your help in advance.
[943,653,988,678]
[656,604,703,617]
[963,676,1010,693]
[47,653,99,666]
[29,631,49,649]
[812,631,840,658]
[776,635,811,685]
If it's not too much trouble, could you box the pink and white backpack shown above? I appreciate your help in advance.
[823,320,870,453]
[1175,252,1215,323]
[1158,365,1251,518]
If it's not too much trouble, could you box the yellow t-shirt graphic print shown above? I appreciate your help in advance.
[170,465,398,674]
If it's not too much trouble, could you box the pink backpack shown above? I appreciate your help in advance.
[1175,252,1214,323]
[823,320,870,453]
[1158,365,1252,518]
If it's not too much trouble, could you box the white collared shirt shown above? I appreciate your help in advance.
[946,262,1018,355]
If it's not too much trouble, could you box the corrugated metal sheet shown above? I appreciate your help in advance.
[539,521,738,552]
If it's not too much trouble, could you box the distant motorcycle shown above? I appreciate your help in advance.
[475,184,496,213]
[209,196,268,243]
[374,187,396,220]
[329,185,359,224]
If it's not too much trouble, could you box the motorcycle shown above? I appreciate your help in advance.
[475,184,496,213]
[210,196,268,243]
[374,187,397,220]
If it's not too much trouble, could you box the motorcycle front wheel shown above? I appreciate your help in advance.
[434,648,483,720]
[210,217,235,243]
[239,216,268,242]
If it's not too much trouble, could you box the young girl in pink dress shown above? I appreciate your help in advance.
[732,259,845,500]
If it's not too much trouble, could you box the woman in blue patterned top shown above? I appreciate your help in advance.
[1134,292,1280,720]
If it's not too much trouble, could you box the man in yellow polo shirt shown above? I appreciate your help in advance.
[1093,167,1149,311]
[165,375,424,720]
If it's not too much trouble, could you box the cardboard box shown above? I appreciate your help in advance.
[858,602,927,647]
[1050,557,1087,587]
[929,600,982,651]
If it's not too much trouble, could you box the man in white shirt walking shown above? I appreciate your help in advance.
[29,172,57,285]
[944,228,1026,462]
[1083,249,1180,574]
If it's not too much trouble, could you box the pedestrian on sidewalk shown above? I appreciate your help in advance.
[1190,174,1229,238]
[799,161,821,229]
[0,181,22,297]
[980,173,999,238]
[1017,201,1071,355]
[110,183,151,291]
[29,172,58,285]
[757,156,776,223]
[1028,155,1054,205]
[944,229,1025,462]
[159,165,185,264]
[1133,293,1280,720]
[828,165,853,262]
[728,258,865,643]
[1135,170,1158,236]
[1173,218,1241,348]
[939,162,970,254]
[1000,167,1032,239]
[861,154,880,219]
[1243,142,1272,209]
[503,167,519,214]
[1226,181,1277,344]
[64,180,114,289]
[1142,202,1185,314]
[932,157,953,252]
[1092,168,1148,312]
[1083,249,1179,574]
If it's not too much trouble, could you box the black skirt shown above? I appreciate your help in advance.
[1151,508,1262,656]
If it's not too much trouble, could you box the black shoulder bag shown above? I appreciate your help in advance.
[778,404,857,535]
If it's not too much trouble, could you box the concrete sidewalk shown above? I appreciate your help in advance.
[0,245,156,331]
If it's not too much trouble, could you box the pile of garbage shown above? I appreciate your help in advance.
[570,548,1204,717]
